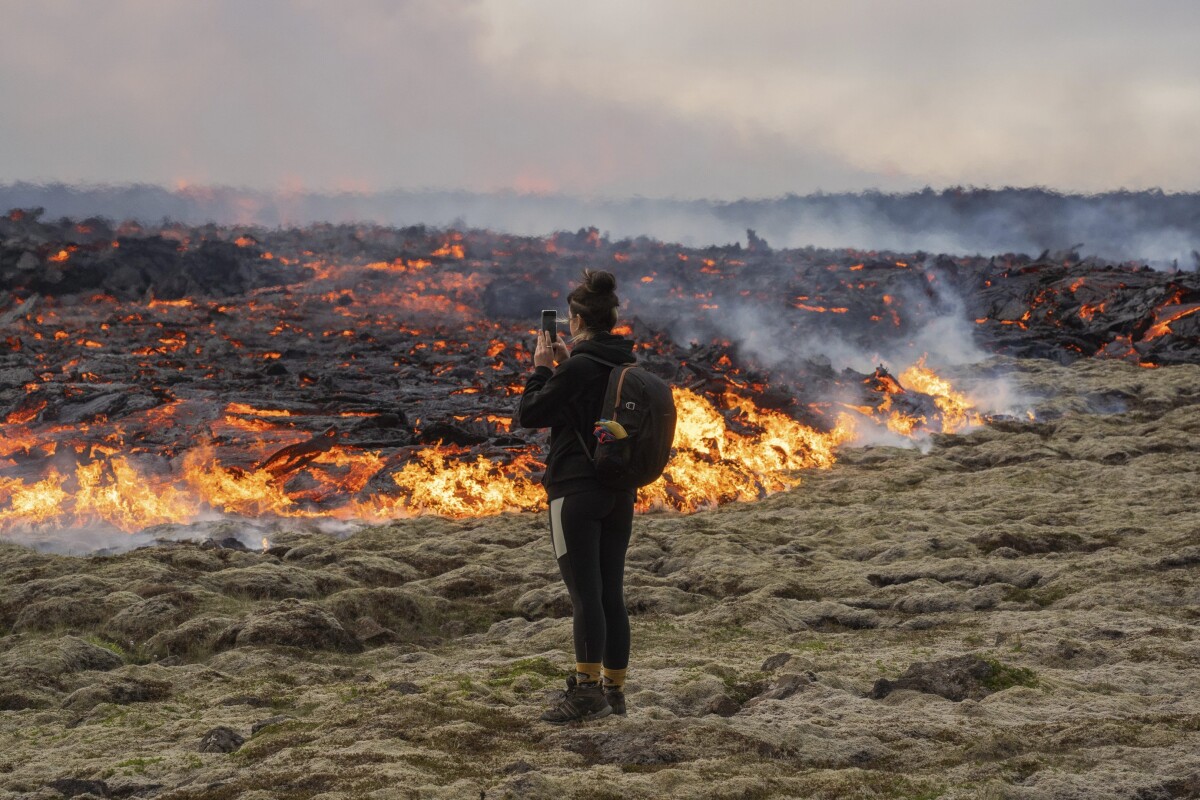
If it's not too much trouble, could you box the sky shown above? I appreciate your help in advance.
[2,0,1200,199]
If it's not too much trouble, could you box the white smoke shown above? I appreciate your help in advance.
[4,183,1200,267]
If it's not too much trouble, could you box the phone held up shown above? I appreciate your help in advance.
[541,309,557,342]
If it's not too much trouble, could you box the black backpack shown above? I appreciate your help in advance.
[572,354,677,490]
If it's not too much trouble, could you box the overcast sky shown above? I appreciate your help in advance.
[2,0,1199,199]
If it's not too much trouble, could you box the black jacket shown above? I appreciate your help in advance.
[517,332,636,500]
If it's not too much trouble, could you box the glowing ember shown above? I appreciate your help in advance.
[1143,303,1200,341]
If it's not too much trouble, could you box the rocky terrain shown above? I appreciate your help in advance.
[1,356,1198,800]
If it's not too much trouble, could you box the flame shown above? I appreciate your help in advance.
[0,225,1012,537]
[342,449,540,519]
[638,388,855,511]
[848,357,984,436]
[0,428,42,458]
[181,447,297,517]
[792,303,849,313]
[1,387,865,531]
[74,458,198,529]
[897,357,984,433]
[0,471,69,526]
[6,399,46,425]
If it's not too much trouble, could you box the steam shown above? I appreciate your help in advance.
[6,516,363,557]
[621,249,1034,445]
[4,183,1200,267]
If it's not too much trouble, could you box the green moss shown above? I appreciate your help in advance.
[806,770,946,800]
[1086,681,1122,695]
[706,624,754,643]
[722,671,768,705]
[981,658,1038,692]
[485,656,562,687]
[1003,584,1074,607]
[82,634,130,662]
[114,755,164,775]
[232,721,322,761]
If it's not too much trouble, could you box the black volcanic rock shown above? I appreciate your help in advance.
[198,726,245,753]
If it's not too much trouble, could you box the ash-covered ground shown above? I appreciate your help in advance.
[1,356,1197,800]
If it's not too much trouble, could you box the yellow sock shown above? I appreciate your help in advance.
[575,662,602,684]
[601,667,627,689]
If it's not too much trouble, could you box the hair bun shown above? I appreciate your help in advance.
[584,269,617,295]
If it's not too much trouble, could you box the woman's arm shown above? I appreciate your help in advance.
[518,332,577,429]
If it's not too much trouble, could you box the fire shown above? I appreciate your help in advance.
[361,449,544,517]
[5,399,46,425]
[897,357,985,433]
[792,302,849,313]
[181,447,297,518]
[0,221,1018,540]
[74,458,197,529]
[0,387,868,531]
[848,357,984,436]
[0,471,69,526]
[640,388,856,511]
[0,429,42,458]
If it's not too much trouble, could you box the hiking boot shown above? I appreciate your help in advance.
[602,678,626,716]
[540,675,611,724]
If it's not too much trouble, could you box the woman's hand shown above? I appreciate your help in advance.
[533,331,570,369]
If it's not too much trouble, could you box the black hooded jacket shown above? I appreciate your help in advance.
[517,332,636,500]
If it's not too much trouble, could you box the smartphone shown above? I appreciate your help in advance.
[541,309,557,342]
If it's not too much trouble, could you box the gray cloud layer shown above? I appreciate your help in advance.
[2,0,1199,197]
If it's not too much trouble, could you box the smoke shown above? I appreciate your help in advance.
[4,516,364,557]
[4,183,1200,266]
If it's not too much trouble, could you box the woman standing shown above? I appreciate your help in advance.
[518,269,636,724]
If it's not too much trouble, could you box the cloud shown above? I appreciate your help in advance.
[2,0,1199,196]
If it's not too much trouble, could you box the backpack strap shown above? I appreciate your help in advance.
[573,428,594,459]
[568,352,634,458]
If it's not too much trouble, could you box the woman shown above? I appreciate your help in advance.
[518,269,636,724]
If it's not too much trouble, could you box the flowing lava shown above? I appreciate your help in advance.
[0,220,1010,538]
[0,372,970,532]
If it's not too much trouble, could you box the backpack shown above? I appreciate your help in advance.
[572,354,677,490]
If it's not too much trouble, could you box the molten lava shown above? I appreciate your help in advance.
[0,221,1029,537]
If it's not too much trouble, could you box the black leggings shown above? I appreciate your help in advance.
[549,489,636,669]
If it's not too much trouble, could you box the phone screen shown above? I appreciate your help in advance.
[541,310,557,342]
